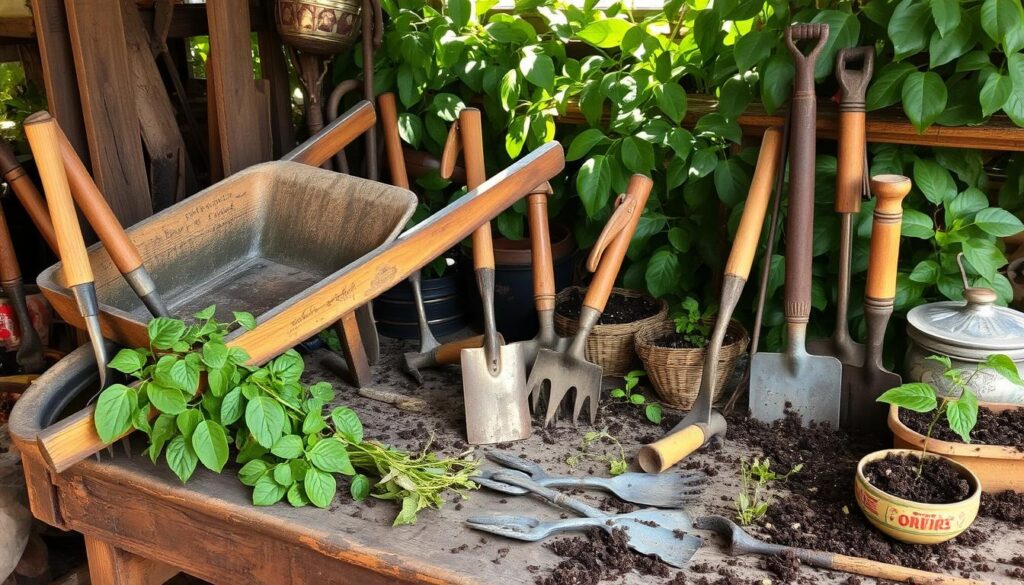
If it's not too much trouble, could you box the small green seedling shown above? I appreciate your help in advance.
[877,353,1022,476]
[673,296,715,348]
[735,457,802,526]
[609,370,662,424]
[566,428,628,476]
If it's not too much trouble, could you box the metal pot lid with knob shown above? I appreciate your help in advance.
[906,254,1024,362]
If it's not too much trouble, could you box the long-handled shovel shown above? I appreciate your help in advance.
[528,175,653,427]
[844,175,910,432]
[457,108,529,445]
[807,46,874,371]
[0,141,58,254]
[0,200,46,373]
[749,24,843,426]
[637,127,783,473]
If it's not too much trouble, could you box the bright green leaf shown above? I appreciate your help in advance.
[876,383,938,412]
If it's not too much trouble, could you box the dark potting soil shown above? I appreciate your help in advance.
[556,289,660,325]
[862,452,972,504]
[899,406,1024,451]
[725,410,990,575]
[764,550,801,583]
[651,328,739,350]
[534,528,676,585]
[981,490,1024,525]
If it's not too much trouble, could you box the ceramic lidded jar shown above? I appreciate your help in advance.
[275,0,362,55]
[905,281,1024,404]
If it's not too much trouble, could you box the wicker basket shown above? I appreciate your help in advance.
[554,287,668,377]
[634,320,749,410]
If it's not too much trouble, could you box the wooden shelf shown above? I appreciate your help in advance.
[0,17,34,39]
[559,95,1024,152]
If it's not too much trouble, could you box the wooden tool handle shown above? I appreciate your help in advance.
[435,334,487,364]
[835,111,865,214]
[440,121,461,180]
[637,425,705,473]
[528,183,555,312]
[460,108,494,271]
[378,93,410,190]
[282,100,376,167]
[865,175,911,300]
[582,175,653,313]
[0,141,59,254]
[830,553,987,585]
[56,127,143,275]
[0,202,21,283]
[724,127,782,280]
[24,112,93,287]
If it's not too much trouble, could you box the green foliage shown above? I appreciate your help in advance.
[0,62,47,149]
[735,457,803,525]
[94,306,478,525]
[566,429,629,476]
[608,370,662,424]
[877,353,1021,475]
[673,297,715,348]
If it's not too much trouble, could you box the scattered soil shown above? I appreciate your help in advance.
[556,289,660,325]
[862,452,972,504]
[764,550,801,583]
[899,406,1024,451]
[535,528,671,585]
[981,490,1024,525]
[651,327,739,350]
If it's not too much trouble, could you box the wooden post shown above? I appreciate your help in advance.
[257,1,296,158]
[64,0,153,226]
[84,537,179,585]
[206,0,272,175]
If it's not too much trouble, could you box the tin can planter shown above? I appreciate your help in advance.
[554,287,667,377]
[374,270,467,340]
[634,320,748,410]
[854,449,981,544]
[889,403,1024,493]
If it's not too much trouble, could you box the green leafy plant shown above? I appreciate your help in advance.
[876,353,1022,476]
[672,297,715,348]
[0,62,47,148]
[608,369,662,424]
[735,457,803,526]
[566,428,628,476]
[93,306,477,525]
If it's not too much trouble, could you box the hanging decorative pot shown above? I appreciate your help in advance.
[275,0,363,55]
[904,254,1024,404]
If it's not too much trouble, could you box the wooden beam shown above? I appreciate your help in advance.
[30,0,89,166]
[84,537,180,585]
[0,17,34,38]
[256,0,295,158]
[206,0,272,176]
[64,0,153,225]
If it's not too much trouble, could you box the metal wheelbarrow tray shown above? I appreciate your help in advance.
[37,161,418,349]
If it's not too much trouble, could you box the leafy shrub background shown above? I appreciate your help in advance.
[334,0,1024,352]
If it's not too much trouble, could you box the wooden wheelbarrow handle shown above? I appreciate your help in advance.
[281,100,376,167]
[35,141,567,473]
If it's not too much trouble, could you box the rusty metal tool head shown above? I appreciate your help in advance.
[0,199,46,374]
[844,175,910,432]
[696,515,986,585]
[638,127,783,472]
[401,334,489,385]
[527,175,653,427]
[750,24,843,426]
[807,45,874,369]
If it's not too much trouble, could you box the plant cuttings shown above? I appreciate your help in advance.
[93,306,478,525]
[566,429,629,476]
[877,353,1021,476]
[608,370,662,424]
[735,457,802,526]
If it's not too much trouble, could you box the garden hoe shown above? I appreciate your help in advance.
[455,108,529,445]
[749,24,843,426]
[843,175,910,432]
[806,46,874,369]
[528,174,653,427]
[0,200,46,374]
[637,126,783,473]
[696,515,986,585]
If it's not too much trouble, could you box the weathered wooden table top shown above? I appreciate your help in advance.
[48,336,1020,585]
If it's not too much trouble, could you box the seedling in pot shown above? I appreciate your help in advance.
[876,353,1022,477]
[672,297,715,348]
[608,370,662,424]
[735,457,802,526]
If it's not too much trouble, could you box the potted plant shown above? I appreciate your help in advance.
[553,286,667,377]
[853,354,1021,544]
[633,297,748,410]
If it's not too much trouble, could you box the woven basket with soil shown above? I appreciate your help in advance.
[634,320,749,410]
[554,287,667,377]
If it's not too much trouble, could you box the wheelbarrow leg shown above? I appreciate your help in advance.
[335,312,373,387]
[84,536,180,585]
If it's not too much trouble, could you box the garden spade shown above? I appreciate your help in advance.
[528,174,653,427]
[807,46,874,368]
[637,127,783,472]
[456,108,529,445]
[749,24,843,426]
[843,175,910,432]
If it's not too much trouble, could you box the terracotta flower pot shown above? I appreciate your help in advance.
[854,449,981,545]
[889,403,1024,493]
